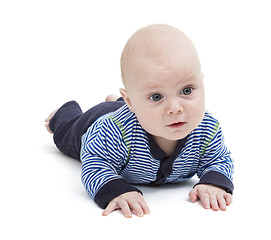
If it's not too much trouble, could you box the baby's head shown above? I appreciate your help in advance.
[120,24,205,141]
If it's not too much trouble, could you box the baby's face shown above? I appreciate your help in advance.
[121,52,205,141]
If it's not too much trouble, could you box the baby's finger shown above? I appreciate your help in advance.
[137,196,150,215]
[119,200,132,218]
[210,194,219,211]
[217,195,227,211]
[199,193,210,209]
[189,188,198,203]
[128,199,144,217]
[102,201,118,216]
[224,193,233,206]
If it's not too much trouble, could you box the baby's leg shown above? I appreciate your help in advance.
[46,96,121,134]
[46,99,125,160]
[45,109,59,134]
[45,101,84,160]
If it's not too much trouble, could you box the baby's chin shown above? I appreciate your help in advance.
[167,134,189,141]
[160,132,190,141]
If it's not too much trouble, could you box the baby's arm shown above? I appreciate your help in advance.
[193,118,234,211]
[189,184,232,211]
[81,117,149,217]
[102,191,150,218]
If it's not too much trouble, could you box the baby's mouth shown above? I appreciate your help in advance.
[167,122,186,128]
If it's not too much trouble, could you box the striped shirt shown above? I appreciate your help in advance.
[81,104,234,208]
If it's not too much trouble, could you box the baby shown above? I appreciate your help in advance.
[45,24,234,218]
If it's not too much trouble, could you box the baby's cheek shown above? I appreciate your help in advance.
[194,104,205,121]
[188,110,204,131]
[135,113,157,132]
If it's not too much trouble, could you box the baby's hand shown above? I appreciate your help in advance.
[102,191,150,218]
[189,184,233,211]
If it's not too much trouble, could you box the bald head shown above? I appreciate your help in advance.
[120,24,201,88]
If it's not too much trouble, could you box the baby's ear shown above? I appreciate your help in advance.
[119,88,134,112]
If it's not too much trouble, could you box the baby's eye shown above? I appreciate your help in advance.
[181,87,193,95]
[149,94,163,101]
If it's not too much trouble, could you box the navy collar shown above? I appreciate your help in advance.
[146,132,188,161]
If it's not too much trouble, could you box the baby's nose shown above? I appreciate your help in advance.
[166,101,184,115]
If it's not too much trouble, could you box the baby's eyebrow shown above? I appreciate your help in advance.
[139,84,164,92]
[179,75,198,83]
[139,75,199,93]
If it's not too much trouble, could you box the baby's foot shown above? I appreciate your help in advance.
[105,94,120,102]
[45,109,58,134]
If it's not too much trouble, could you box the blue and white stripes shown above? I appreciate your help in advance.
[80,104,234,200]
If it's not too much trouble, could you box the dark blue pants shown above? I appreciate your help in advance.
[49,99,125,160]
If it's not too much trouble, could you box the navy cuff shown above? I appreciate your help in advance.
[94,179,142,209]
[195,171,234,194]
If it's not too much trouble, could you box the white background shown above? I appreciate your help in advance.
[1,0,270,239]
